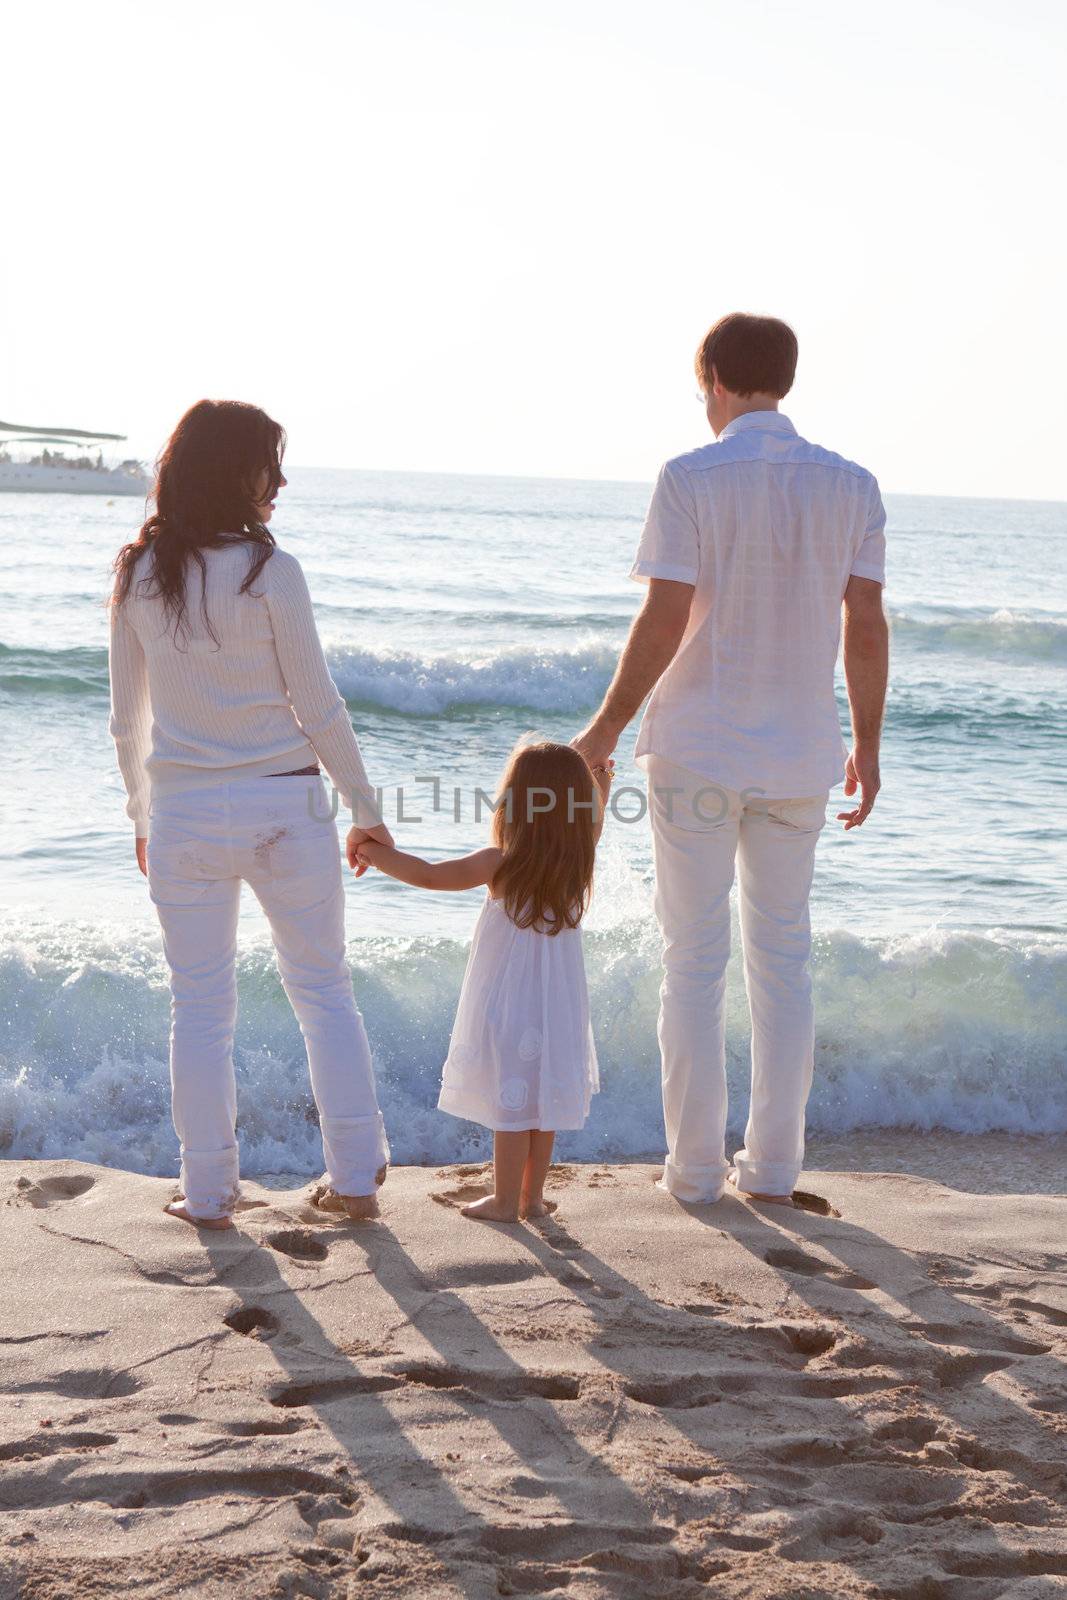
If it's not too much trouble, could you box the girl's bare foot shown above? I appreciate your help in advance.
[519,1196,558,1219]
[163,1200,233,1230]
[461,1194,520,1222]
[727,1171,795,1207]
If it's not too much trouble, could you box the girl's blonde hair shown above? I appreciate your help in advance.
[490,739,598,935]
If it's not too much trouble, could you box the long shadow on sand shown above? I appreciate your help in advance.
[199,1222,484,1542]
[199,1211,664,1585]
[497,1176,1067,1597]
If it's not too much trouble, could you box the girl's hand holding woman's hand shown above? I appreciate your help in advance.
[346,822,394,876]
[591,758,615,800]
[136,837,148,877]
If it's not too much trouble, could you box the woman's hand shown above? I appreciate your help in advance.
[346,822,394,876]
[136,837,148,877]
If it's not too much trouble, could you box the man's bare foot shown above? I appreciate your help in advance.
[727,1171,795,1208]
[163,1200,233,1230]
[520,1196,558,1219]
[461,1194,520,1222]
[309,1181,381,1221]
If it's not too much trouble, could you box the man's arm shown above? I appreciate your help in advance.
[838,575,889,830]
[573,579,694,769]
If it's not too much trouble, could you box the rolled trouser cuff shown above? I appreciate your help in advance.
[731,1150,801,1196]
[322,1111,390,1196]
[179,1143,240,1218]
[658,1155,729,1204]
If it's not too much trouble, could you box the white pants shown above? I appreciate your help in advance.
[147,776,388,1219]
[646,757,828,1203]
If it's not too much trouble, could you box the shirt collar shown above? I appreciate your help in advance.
[718,410,796,442]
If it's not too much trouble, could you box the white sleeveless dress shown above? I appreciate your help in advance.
[438,893,599,1132]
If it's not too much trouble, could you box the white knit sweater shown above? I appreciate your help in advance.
[108,542,377,834]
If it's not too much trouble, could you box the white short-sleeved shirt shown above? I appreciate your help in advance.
[631,411,886,797]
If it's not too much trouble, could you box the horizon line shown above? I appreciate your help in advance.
[275,460,1067,511]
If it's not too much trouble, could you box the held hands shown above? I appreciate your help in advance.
[590,757,615,805]
[837,746,880,830]
[572,720,619,774]
[352,839,388,872]
[346,822,394,876]
[135,837,147,877]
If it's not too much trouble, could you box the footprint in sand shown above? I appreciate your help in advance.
[393,1361,581,1402]
[219,1415,314,1436]
[900,1320,1051,1356]
[14,1368,141,1400]
[663,1460,723,1484]
[266,1229,329,1263]
[223,1306,281,1338]
[430,1181,492,1209]
[790,1189,840,1217]
[934,1350,1019,1387]
[1006,1295,1067,1329]
[431,1261,545,1290]
[763,1245,876,1291]
[0,1430,117,1463]
[534,1220,583,1257]
[11,1173,96,1209]
[779,1322,839,1357]
[873,1413,943,1449]
[1028,1393,1067,1414]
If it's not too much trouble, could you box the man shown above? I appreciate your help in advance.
[574,312,888,1207]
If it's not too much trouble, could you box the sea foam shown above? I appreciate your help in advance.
[2,907,1063,1181]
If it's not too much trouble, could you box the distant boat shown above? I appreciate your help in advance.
[0,420,149,496]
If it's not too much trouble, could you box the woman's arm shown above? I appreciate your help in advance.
[356,842,503,892]
[108,600,153,869]
[263,551,383,828]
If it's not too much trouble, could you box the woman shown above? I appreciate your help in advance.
[109,399,392,1228]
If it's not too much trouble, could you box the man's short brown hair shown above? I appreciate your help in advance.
[695,313,798,399]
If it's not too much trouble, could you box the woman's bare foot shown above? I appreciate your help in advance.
[461,1194,520,1222]
[727,1171,795,1208]
[519,1196,558,1219]
[163,1200,233,1230]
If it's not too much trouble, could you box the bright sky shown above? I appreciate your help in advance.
[2,0,1064,498]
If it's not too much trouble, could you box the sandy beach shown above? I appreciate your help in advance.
[2,1141,1065,1600]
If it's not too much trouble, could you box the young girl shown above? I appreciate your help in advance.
[356,739,612,1222]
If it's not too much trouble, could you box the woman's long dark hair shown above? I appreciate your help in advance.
[111,399,286,639]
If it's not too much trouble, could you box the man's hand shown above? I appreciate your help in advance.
[135,837,148,877]
[346,821,394,876]
[837,746,880,830]
[573,720,620,773]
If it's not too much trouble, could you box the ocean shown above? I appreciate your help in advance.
[1,467,1064,1177]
